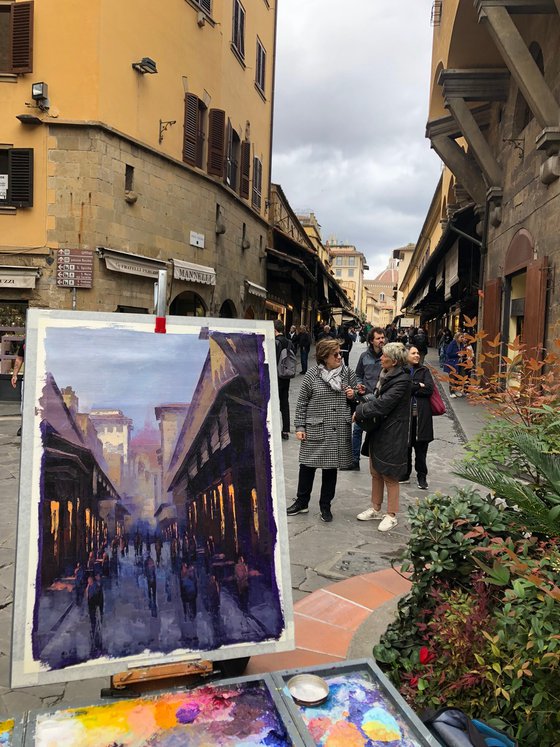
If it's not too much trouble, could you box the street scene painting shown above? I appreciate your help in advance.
[12,311,292,686]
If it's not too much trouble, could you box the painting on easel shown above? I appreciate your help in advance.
[11,310,293,687]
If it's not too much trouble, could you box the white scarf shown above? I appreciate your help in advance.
[318,364,344,391]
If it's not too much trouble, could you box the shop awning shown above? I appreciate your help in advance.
[96,247,168,279]
[173,259,216,285]
[245,280,267,299]
[0,265,41,289]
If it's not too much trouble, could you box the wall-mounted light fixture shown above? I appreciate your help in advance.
[132,57,158,74]
[159,119,176,144]
[31,81,49,110]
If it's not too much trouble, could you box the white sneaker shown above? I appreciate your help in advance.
[449,393,457,398]
[378,514,398,532]
[357,507,383,521]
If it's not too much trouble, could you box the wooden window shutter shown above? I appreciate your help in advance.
[183,93,199,167]
[240,141,251,199]
[8,148,33,207]
[207,109,225,177]
[199,0,211,13]
[252,157,262,209]
[10,1,34,73]
[482,277,502,377]
[523,257,548,358]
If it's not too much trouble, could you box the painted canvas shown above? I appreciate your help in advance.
[26,680,293,746]
[12,311,293,686]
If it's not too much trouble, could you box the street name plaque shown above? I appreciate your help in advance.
[56,249,94,288]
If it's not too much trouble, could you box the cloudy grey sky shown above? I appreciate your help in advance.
[272,0,442,278]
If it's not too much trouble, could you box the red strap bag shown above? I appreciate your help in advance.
[429,383,446,416]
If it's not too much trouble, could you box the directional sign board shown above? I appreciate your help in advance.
[56,249,93,288]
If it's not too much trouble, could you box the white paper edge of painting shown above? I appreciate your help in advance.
[11,309,294,687]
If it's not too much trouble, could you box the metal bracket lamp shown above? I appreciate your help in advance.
[132,57,158,74]
[158,119,176,143]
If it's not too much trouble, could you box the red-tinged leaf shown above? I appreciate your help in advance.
[463,314,477,327]
[487,333,502,348]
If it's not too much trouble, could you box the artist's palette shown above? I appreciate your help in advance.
[274,660,439,746]
[0,717,25,747]
[25,675,298,746]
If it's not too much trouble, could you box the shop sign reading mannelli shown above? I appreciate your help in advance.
[173,259,216,286]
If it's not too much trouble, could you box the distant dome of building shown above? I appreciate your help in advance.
[374,261,399,284]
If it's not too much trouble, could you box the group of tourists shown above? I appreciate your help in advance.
[437,328,474,397]
[282,326,438,532]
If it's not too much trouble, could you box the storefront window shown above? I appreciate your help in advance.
[169,291,206,317]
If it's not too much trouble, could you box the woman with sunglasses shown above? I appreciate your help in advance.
[287,338,357,523]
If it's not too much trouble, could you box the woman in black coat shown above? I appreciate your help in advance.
[354,342,411,532]
[400,345,434,490]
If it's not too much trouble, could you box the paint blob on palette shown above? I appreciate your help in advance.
[0,720,14,747]
[31,683,291,747]
[296,673,423,746]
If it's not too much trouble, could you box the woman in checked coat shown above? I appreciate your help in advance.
[286,338,357,523]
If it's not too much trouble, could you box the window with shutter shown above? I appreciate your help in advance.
[252,157,262,210]
[207,109,225,177]
[240,141,251,199]
[7,148,33,207]
[10,1,34,74]
[255,38,266,93]
[523,257,548,358]
[198,0,211,14]
[232,0,245,59]
[183,93,200,167]
[482,277,502,377]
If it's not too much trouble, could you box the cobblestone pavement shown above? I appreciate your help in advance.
[0,344,482,716]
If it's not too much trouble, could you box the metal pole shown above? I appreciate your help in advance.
[72,287,77,310]
[155,269,167,317]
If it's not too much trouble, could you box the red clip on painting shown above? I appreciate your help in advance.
[154,269,167,334]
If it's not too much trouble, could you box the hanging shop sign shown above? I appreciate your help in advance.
[245,280,267,299]
[445,242,459,301]
[173,259,216,285]
[0,265,40,289]
[97,247,168,280]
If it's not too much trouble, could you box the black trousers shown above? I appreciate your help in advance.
[278,378,291,432]
[405,415,429,478]
[296,464,338,509]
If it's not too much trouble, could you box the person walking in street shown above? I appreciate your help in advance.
[400,345,434,490]
[288,325,298,351]
[85,573,104,645]
[354,342,412,532]
[316,324,336,342]
[298,325,311,374]
[287,338,358,523]
[343,327,385,471]
[339,325,357,367]
[438,327,453,369]
[274,320,295,440]
[444,331,465,397]
[10,338,25,436]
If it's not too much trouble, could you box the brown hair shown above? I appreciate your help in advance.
[316,338,341,365]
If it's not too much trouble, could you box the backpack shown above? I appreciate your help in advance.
[422,708,517,747]
[276,338,297,379]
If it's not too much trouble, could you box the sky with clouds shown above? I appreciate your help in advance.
[272,0,442,278]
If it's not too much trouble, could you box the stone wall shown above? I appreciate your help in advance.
[39,124,268,316]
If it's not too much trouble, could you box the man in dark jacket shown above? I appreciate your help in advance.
[342,327,385,470]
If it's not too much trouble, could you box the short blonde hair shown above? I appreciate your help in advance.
[382,342,408,366]
[316,338,340,365]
